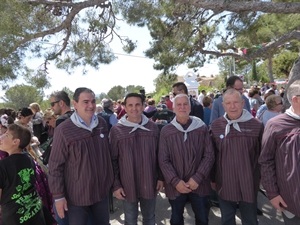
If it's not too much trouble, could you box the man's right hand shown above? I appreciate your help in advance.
[113,188,126,200]
[270,195,287,211]
[211,182,217,191]
[55,198,68,219]
[175,180,192,194]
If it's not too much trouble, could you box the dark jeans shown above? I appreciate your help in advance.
[168,193,209,225]
[54,203,95,225]
[218,197,257,225]
[68,197,110,225]
[123,198,156,225]
[282,213,300,225]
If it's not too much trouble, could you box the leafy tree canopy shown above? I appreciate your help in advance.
[98,92,109,103]
[0,0,135,87]
[1,84,43,110]
[118,0,300,75]
[1,0,300,88]
[154,73,177,93]
[107,85,125,101]
[107,84,145,100]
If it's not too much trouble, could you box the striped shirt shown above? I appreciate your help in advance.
[259,113,300,217]
[48,117,113,206]
[159,121,214,200]
[210,117,263,203]
[110,120,161,202]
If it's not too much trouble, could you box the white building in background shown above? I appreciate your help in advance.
[183,71,199,98]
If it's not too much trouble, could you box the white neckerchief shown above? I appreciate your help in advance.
[285,107,300,120]
[118,114,150,134]
[70,111,99,132]
[223,109,253,136]
[171,116,205,142]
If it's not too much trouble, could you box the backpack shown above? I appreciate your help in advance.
[98,110,113,131]
[40,138,53,165]
[40,111,73,165]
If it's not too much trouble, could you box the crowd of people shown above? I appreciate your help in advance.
[0,77,299,225]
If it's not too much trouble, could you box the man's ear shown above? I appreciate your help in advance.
[72,100,77,110]
[13,138,20,147]
[292,96,299,104]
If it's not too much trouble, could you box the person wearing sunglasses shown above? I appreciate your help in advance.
[49,91,73,127]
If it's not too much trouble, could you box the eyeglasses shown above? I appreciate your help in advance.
[50,100,60,107]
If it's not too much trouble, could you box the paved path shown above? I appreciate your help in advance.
[109,191,284,225]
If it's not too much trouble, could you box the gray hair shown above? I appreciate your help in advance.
[172,94,190,108]
[223,88,243,101]
[101,99,113,108]
[287,80,300,103]
[266,95,282,111]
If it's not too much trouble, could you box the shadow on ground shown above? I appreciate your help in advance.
[109,191,284,225]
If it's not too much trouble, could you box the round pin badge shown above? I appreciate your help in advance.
[220,134,224,139]
[100,134,104,138]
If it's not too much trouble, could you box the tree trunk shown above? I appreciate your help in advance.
[267,57,274,83]
[284,57,300,110]
[252,60,258,82]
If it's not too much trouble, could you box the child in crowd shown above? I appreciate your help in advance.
[0,124,46,225]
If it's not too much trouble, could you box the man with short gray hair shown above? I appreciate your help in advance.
[259,80,300,225]
[210,75,251,124]
[210,89,263,225]
[159,93,214,225]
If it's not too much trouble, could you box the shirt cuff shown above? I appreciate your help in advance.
[54,197,66,202]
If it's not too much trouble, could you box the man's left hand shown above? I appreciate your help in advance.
[187,178,199,191]
[156,180,164,192]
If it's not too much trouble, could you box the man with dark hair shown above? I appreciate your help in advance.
[49,91,73,127]
[49,90,74,225]
[210,75,251,124]
[110,92,163,225]
[48,87,113,225]
[172,82,204,120]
